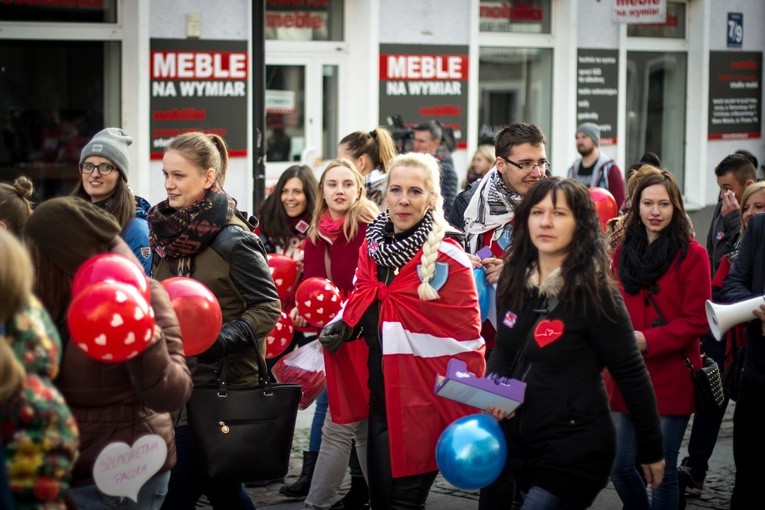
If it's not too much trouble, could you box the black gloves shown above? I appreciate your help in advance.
[196,319,255,364]
[319,321,354,353]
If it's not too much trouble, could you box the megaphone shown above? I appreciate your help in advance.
[705,295,765,341]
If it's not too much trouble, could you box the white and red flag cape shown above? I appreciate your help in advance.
[329,237,485,478]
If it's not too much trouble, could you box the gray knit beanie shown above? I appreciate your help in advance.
[79,128,133,181]
[576,123,601,146]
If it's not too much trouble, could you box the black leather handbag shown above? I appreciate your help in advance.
[186,352,302,482]
[682,353,726,414]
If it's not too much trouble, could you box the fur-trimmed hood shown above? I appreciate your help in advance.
[526,266,564,298]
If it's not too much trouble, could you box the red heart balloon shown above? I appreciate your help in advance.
[72,253,150,303]
[295,277,342,328]
[534,319,564,348]
[68,281,155,363]
[160,277,223,357]
[588,187,618,232]
[265,312,294,359]
[267,254,298,304]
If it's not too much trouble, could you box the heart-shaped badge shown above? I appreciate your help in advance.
[533,319,564,348]
[93,434,167,503]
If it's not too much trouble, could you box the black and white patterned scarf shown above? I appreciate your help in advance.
[463,168,523,253]
[366,210,433,269]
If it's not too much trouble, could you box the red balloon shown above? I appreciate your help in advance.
[72,253,150,303]
[267,254,298,304]
[295,277,342,328]
[589,187,618,232]
[160,277,223,357]
[265,312,294,359]
[68,281,155,363]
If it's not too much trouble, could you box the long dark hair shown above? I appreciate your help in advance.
[618,170,692,294]
[257,165,317,248]
[71,177,136,232]
[497,178,615,314]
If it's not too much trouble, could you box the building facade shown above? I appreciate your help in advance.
[1,0,762,218]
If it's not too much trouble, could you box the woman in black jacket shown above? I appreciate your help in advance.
[487,178,664,509]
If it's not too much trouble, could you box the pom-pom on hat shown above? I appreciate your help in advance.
[79,128,133,181]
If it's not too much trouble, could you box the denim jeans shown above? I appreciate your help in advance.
[518,486,586,510]
[304,409,368,509]
[69,470,171,510]
[309,388,329,452]
[611,412,690,510]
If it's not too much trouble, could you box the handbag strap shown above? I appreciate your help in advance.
[214,322,272,394]
[324,244,333,281]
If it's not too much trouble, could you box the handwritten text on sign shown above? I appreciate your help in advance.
[93,435,167,503]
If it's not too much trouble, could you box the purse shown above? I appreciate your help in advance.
[186,350,302,482]
[646,291,725,414]
[681,353,726,414]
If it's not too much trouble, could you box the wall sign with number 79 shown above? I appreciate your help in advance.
[727,13,743,48]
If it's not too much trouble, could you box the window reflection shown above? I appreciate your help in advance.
[478,47,553,149]
[0,41,117,199]
[266,66,306,162]
[626,52,687,190]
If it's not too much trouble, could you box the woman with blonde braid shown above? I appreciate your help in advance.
[319,152,485,509]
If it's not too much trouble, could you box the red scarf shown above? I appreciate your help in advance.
[318,211,344,244]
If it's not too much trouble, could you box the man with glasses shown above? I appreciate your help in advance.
[567,122,626,210]
[448,122,548,510]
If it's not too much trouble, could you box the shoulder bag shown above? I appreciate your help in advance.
[186,348,302,482]
[647,291,725,413]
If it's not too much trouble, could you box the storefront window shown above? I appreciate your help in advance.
[627,2,686,39]
[477,47,553,150]
[0,1,118,22]
[265,65,306,162]
[626,51,687,190]
[265,0,344,41]
[0,40,120,199]
[478,0,551,34]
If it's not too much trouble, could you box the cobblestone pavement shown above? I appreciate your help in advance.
[197,402,736,509]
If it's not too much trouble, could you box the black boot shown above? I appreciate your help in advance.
[280,451,318,498]
[330,475,370,510]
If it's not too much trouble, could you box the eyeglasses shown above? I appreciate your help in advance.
[498,156,549,172]
[79,162,116,175]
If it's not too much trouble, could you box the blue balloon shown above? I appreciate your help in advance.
[436,413,507,490]
[473,267,490,321]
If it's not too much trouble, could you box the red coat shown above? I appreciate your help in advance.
[609,240,711,415]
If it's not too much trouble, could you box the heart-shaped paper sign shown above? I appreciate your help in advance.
[93,434,167,502]
[533,319,564,348]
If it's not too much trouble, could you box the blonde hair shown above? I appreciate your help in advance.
[386,153,446,301]
[0,230,33,400]
[309,158,378,243]
[740,181,765,234]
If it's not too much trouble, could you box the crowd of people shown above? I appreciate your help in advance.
[0,118,763,510]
